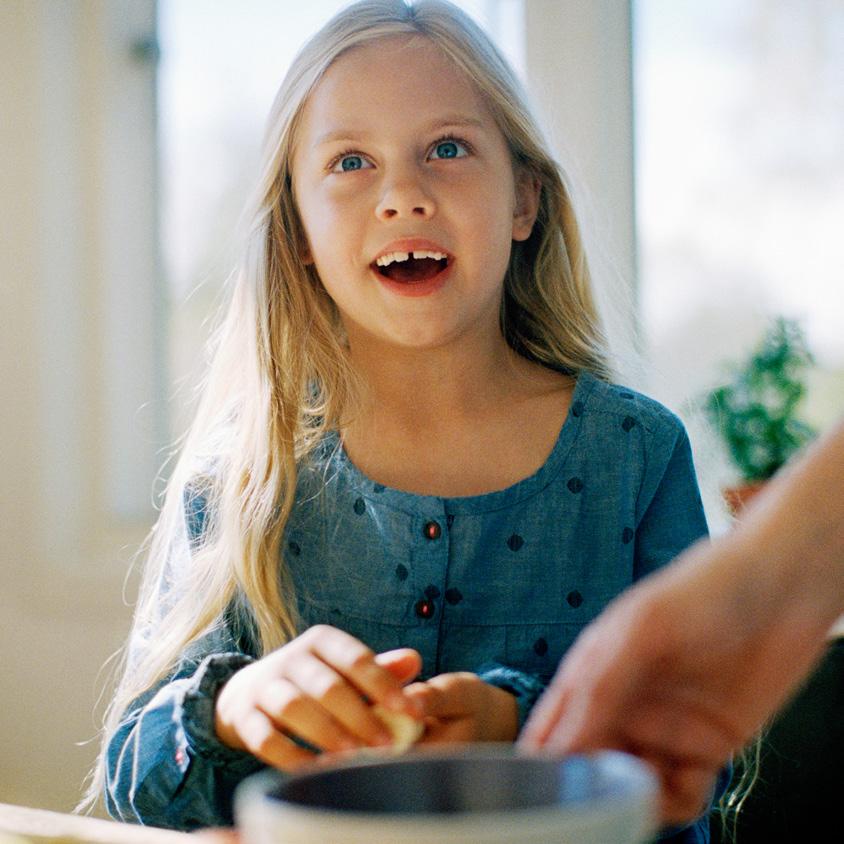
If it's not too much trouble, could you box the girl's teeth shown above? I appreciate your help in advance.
[376,251,409,266]
[375,250,447,266]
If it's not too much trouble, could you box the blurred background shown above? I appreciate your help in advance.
[1,0,842,815]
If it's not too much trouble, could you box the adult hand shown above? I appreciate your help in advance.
[214,625,422,770]
[520,421,844,825]
[520,549,732,822]
[519,538,833,824]
[407,672,519,744]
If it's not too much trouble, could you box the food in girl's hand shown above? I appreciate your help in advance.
[372,704,424,753]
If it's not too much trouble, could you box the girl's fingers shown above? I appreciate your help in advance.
[306,626,418,717]
[236,707,316,771]
[406,673,474,719]
[282,656,393,747]
[418,717,474,745]
[256,676,367,753]
[375,648,423,685]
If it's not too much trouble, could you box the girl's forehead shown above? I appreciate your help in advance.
[298,35,497,140]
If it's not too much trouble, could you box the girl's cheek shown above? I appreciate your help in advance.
[319,188,368,218]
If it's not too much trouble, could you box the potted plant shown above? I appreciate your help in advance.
[704,317,816,515]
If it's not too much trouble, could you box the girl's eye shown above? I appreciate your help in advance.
[429,139,469,160]
[331,153,372,173]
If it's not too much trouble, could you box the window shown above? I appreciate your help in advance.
[635,0,844,453]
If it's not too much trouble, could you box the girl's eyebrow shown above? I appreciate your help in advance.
[315,129,368,147]
[314,115,487,147]
[427,115,487,133]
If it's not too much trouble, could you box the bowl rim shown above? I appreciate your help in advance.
[235,746,658,833]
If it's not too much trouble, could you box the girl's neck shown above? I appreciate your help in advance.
[346,329,536,430]
[339,330,574,497]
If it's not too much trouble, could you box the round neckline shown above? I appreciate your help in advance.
[321,372,598,516]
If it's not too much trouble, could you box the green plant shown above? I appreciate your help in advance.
[705,317,816,482]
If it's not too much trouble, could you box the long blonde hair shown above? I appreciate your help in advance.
[84,0,612,810]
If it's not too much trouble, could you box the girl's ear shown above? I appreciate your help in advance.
[512,169,541,242]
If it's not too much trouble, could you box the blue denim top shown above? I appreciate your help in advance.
[106,373,719,840]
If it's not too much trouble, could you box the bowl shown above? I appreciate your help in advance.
[235,745,657,843]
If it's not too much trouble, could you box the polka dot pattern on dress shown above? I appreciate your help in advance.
[353,497,366,515]
[445,587,463,605]
[288,540,301,556]
[567,477,584,493]
[507,534,524,552]
[622,416,637,432]
[533,637,549,656]
[567,590,583,608]
[395,563,409,581]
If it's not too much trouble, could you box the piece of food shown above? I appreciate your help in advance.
[372,704,424,753]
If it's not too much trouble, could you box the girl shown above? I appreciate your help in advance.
[91,1,721,839]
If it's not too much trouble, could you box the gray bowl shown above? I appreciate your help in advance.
[236,746,657,843]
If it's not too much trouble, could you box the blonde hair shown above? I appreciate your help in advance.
[83,0,612,811]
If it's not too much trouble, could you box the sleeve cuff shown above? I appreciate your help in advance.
[475,663,547,730]
[181,652,261,771]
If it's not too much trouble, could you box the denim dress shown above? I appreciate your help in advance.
[106,372,722,840]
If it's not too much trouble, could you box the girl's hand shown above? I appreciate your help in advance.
[214,625,422,770]
[406,672,519,744]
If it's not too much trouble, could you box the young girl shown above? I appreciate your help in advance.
[92,1,721,839]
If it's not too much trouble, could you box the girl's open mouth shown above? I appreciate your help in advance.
[370,248,453,298]
[372,253,450,284]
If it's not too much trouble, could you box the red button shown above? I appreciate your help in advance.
[423,520,441,540]
[415,599,435,619]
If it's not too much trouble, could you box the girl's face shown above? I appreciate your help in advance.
[292,35,538,354]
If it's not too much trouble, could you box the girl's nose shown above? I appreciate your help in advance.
[375,172,436,221]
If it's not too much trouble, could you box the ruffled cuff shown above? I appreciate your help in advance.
[181,652,261,773]
[475,662,547,730]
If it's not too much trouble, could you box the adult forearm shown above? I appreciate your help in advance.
[725,417,844,640]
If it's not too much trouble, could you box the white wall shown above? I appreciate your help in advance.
[0,0,157,813]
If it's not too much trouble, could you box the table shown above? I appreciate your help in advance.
[0,804,236,844]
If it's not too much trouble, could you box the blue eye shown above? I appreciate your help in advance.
[430,139,468,160]
[333,154,371,173]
